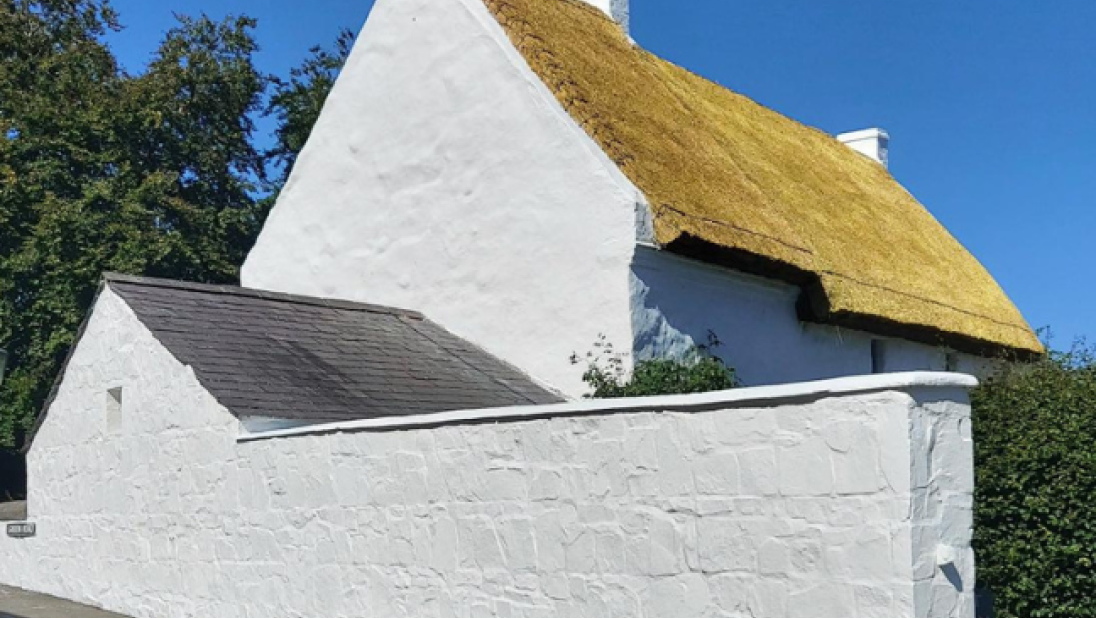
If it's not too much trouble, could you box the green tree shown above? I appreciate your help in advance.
[1,0,126,448]
[0,2,267,449]
[265,29,354,187]
[972,343,1096,618]
[118,14,269,281]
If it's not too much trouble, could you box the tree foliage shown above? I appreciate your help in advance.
[266,29,354,185]
[573,333,738,398]
[972,343,1096,618]
[0,0,350,449]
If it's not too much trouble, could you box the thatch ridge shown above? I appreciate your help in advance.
[482,0,1042,356]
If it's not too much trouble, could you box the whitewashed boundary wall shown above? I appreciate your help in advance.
[0,289,975,618]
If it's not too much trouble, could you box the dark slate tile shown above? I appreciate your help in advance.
[106,274,564,422]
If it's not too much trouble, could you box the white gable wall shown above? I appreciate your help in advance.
[0,286,242,610]
[242,0,643,398]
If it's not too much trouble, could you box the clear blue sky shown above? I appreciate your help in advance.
[106,0,1095,348]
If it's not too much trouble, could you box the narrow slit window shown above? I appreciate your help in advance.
[871,340,886,374]
[945,352,959,373]
[106,387,123,431]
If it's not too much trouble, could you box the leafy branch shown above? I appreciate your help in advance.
[571,331,738,399]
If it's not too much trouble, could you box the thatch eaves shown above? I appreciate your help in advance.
[483,0,1042,356]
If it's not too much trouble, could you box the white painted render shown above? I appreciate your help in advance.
[242,0,643,398]
[0,287,976,618]
[239,371,979,441]
[240,0,991,397]
[837,128,891,168]
[0,287,244,614]
[630,246,991,386]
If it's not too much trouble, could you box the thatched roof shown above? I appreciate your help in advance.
[483,0,1042,356]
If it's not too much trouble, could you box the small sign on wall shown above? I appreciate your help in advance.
[6,522,35,538]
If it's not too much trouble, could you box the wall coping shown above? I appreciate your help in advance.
[238,372,977,443]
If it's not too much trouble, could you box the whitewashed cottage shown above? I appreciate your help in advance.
[243,0,1042,397]
[0,1,1039,617]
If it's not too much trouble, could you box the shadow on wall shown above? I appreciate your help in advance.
[629,248,872,386]
[0,451,26,502]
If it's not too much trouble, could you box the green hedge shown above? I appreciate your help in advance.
[973,347,1096,618]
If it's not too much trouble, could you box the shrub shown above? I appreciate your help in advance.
[972,343,1096,618]
[572,333,738,398]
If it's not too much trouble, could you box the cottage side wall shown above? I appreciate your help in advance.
[0,301,976,618]
[241,0,642,397]
[0,288,242,613]
[632,247,994,386]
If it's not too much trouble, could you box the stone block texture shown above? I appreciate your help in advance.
[0,289,974,618]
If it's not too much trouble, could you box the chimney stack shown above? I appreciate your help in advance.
[579,0,630,32]
[837,128,890,168]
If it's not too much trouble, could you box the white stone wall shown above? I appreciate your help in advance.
[0,288,977,618]
[909,388,977,618]
[632,246,992,386]
[0,287,243,614]
[241,0,643,398]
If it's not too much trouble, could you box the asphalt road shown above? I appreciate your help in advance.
[0,586,131,618]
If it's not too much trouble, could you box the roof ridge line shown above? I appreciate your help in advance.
[102,273,425,320]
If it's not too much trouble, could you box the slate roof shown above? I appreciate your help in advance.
[106,274,564,423]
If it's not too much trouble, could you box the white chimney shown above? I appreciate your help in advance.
[580,0,630,32]
[837,128,890,168]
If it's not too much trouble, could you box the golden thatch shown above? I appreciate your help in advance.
[483,0,1042,356]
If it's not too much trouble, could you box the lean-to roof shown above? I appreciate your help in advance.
[107,275,564,422]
